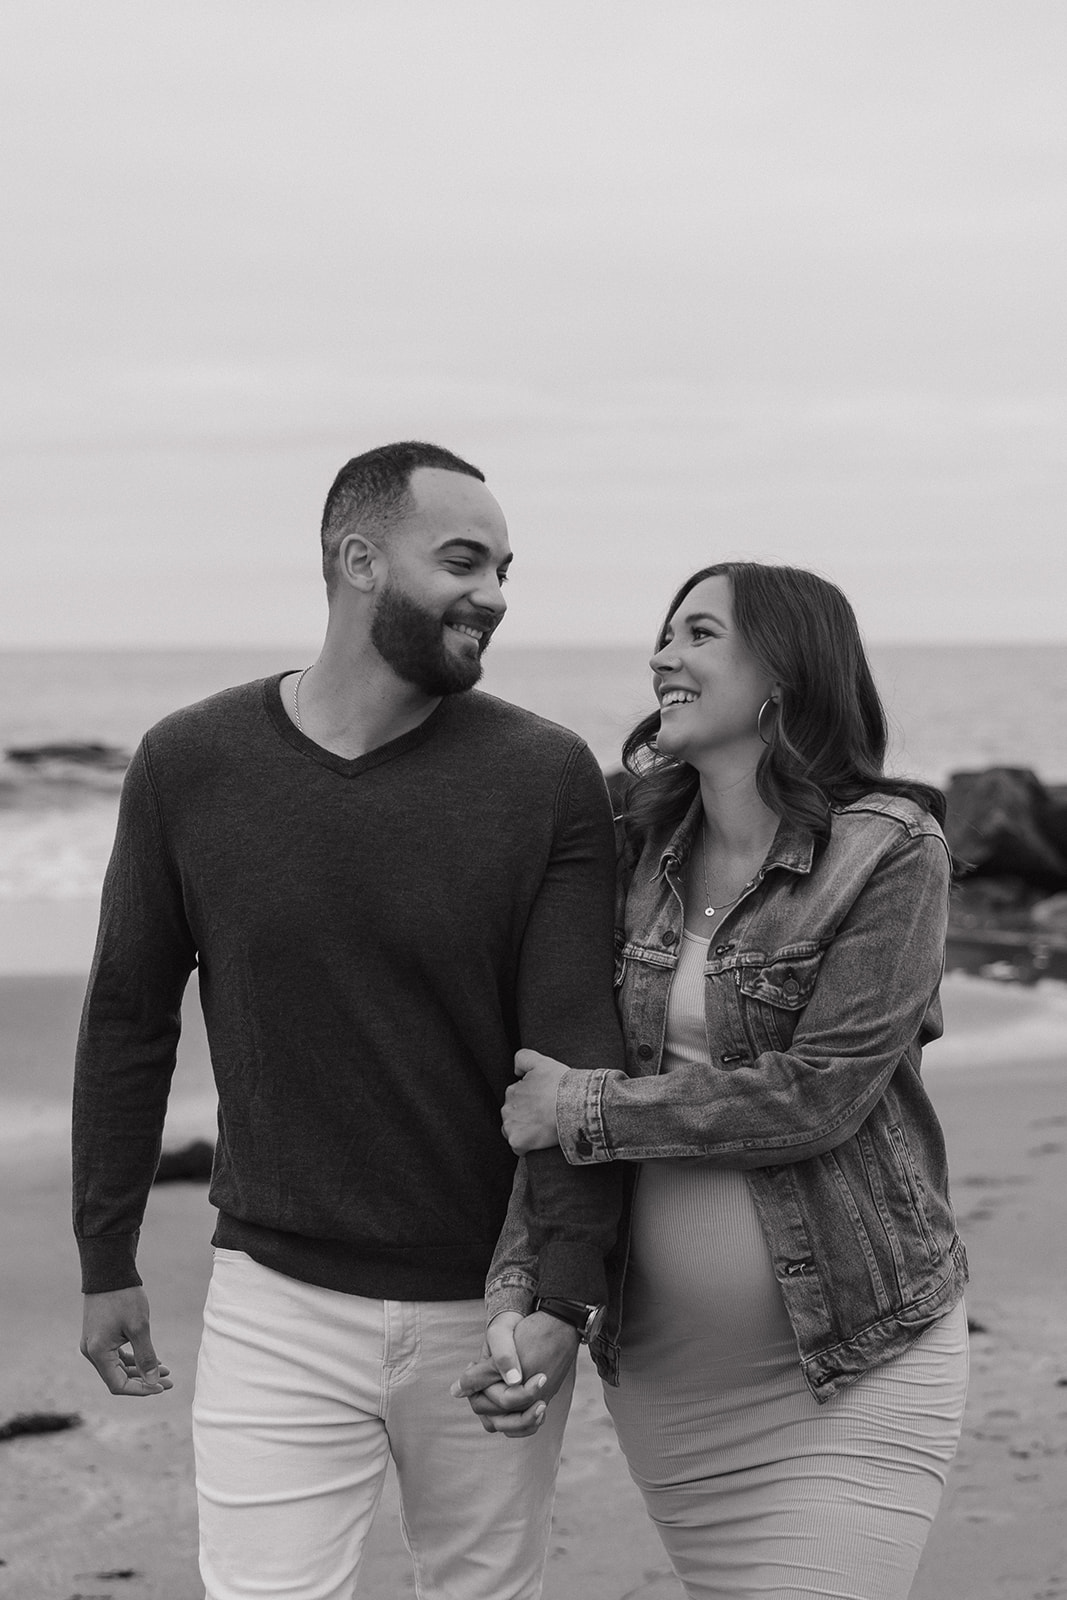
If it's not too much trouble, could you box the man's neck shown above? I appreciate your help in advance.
[284,642,442,760]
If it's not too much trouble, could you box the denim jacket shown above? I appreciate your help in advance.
[488,790,968,1403]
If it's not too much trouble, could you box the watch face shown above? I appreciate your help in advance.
[584,1304,606,1343]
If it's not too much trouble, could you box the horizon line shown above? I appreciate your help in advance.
[1,638,1065,654]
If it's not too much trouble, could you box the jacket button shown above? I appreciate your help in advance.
[636,1044,654,1061]
[784,977,799,996]
[575,1136,593,1157]
[661,928,678,947]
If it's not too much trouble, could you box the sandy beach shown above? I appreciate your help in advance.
[2,901,1066,1599]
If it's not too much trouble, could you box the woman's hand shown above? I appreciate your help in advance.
[502,1050,568,1152]
[451,1312,551,1437]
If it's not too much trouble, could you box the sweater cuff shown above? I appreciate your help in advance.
[78,1233,142,1296]
[535,1240,608,1306]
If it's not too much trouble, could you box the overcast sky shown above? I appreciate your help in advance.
[2,1,1064,648]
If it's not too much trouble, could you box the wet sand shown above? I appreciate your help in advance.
[1,917,1065,1598]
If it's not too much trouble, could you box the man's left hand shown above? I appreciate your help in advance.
[502,1050,568,1153]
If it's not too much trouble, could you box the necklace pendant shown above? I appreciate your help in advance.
[703,905,715,917]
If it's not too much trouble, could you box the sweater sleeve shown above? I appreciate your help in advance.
[509,740,624,1305]
[72,738,198,1294]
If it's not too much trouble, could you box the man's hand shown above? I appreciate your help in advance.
[451,1310,579,1438]
[502,1050,568,1153]
[81,1287,173,1397]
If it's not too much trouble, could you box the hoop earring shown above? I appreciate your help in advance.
[757,697,777,746]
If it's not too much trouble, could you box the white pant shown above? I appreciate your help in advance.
[193,1249,573,1600]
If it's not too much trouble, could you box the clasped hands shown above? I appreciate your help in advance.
[451,1309,579,1438]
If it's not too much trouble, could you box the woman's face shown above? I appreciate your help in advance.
[650,574,776,770]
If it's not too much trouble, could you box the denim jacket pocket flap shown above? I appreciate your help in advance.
[736,948,823,1010]
[618,940,677,971]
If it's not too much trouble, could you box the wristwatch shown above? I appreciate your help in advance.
[533,1296,606,1344]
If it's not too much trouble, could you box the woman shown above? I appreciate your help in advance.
[484,562,968,1600]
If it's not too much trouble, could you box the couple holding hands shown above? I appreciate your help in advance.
[75,441,966,1600]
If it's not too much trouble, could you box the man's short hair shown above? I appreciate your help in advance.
[320,441,485,591]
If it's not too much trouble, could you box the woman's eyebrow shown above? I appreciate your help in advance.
[680,610,728,630]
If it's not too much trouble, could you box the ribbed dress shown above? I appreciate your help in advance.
[603,929,969,1600]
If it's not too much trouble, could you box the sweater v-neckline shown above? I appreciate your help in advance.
[263,673,448,777]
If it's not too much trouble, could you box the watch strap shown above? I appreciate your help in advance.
[533,1296,603,1343]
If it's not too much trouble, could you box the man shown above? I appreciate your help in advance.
[73,441,622,1600]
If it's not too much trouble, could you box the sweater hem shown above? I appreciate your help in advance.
[214,1214,492,1302]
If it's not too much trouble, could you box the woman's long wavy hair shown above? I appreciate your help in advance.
[621,562,945,847]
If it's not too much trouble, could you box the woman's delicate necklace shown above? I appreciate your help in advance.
[700,824,755,918]
[293,665,312,733]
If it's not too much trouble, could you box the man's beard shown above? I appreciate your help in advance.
[370,578,489,697]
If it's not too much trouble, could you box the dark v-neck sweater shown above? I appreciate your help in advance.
[73,676,622,1303]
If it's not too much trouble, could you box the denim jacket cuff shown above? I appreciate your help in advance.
[485,1270,537,1324]
[556,1068,614,1164]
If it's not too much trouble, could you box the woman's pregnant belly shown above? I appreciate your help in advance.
[620,1160,797,1388]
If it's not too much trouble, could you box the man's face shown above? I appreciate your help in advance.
[370,468,512,697]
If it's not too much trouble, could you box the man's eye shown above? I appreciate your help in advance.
[497,571,509,586]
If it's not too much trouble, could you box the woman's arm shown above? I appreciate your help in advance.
[507,829,951,1168]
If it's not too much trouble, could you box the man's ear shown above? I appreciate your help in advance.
[337,533,384,593]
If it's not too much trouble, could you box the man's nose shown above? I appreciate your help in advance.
[472,574,508,619]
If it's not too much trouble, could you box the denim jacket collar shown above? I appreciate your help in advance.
[654,794,816,883]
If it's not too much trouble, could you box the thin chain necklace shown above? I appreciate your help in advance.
[699,823,756,919]
[293,665,313,733]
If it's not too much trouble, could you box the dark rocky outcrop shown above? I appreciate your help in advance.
[5,741,130,770]
[942,768,1067,979]
[944,768,1067,889]
[1,741,131,805]
[0,1411,82,1442]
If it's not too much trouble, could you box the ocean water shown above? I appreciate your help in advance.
[1,643,1065,901]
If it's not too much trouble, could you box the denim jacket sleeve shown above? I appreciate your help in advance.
[501,739,624,1304]
[555,827,951,1167]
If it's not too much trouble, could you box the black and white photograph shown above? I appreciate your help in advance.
[2,5,1066,1598]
